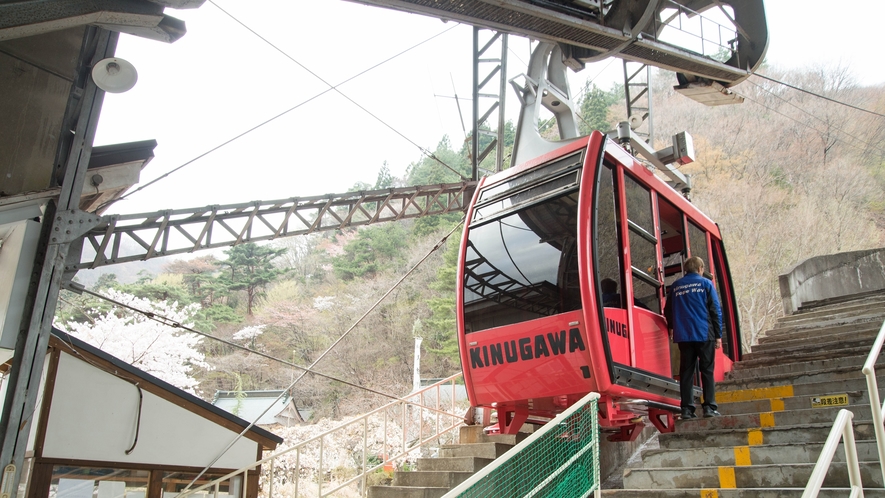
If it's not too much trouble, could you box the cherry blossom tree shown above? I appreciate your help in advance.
[58,289,210,393]
[232,324,266,349]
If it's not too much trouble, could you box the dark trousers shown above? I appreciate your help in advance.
[678,340,717,413]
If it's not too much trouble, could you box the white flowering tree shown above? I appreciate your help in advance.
[59,289,210,394]
[232,324,266,349]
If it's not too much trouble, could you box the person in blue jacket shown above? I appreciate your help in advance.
[664,256,723,419]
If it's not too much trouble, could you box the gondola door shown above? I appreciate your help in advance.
[617,169,670,377]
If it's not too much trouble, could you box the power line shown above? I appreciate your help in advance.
[754,73,885,119]
[62,216,463,476]
[178,218,464,491]
[209,0,469,181]
[742,79,885,155]
[66,282,402,400]
[734,84,885,156]
[99,10,465,212]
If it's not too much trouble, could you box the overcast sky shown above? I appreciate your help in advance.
[93,0,885,217]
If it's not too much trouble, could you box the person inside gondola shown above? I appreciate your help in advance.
[601,278,620,307]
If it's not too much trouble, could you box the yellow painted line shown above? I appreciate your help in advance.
[718,466,737,488]
[718,385,794,403]
[770,398,785,412]
[734,445,752,466]
[700,489,719,498]
[748,428,764,446]
[760,412,776,428]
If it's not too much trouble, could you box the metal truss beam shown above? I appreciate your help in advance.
[472,27,508,178]
[68,181,478,271]
[623,60,653,144]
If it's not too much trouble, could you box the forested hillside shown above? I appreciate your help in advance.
[56,65,885,420]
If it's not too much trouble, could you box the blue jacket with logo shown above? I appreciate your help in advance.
[664,272,722,343]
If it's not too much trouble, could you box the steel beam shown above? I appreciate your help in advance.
[471,27,508,178]
[66,182,477,271]
[0,27,115,498]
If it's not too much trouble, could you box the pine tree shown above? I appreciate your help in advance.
[219,243,287,316]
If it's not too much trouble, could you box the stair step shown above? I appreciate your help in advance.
[439,442,514,459]
[659,422,877,450]
[637,440,881,468]
[746,339,878,362]
[766,311,885,333]
[757,320,882,344]
[717,368,876,393]
[740,344,877,366]
[728,353,885,380]
[752,327,880,353]
[678,405,873,432]
[393,471,473,488]
[716,387,874,416]
[417,456,493,472]
[622,461,884,489]
[784,295,885,320]
[717,372,880,395]
[757,328,880,349]
[799,289,885,311]
[779,298,885,322]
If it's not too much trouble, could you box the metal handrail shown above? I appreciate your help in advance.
[862,318,885,485]
[177,374,467,497]
[651,3,738,61]
[802,409,864,498]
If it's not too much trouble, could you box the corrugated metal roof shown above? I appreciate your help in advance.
[213,391,303,425]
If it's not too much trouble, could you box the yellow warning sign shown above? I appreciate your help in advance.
[811,394,849,408]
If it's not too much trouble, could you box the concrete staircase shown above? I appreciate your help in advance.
[367,425,528,498]
[604,291,885,497]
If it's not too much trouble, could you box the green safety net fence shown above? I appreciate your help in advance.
[445,392,600,498]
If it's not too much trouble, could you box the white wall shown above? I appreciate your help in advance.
[0,204,43,352]
[42,352,260,470]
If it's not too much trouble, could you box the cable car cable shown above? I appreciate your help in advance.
[754,73,885,119]
[97,14,464,213]
[208,0,469,181]
[64,284,403,401]
[735,85,885,156]
[743,79,885,155]
[161,218,465,492]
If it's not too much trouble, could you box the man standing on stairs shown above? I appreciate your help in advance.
[664,256,723,420]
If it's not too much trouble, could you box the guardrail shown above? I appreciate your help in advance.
[802,409,864,498]
[863,318,885,485]
[177,374,467,498]
[649,3,738,63]
[442,392,601,498]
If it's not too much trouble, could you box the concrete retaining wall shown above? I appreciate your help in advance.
[779,247,885,315]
